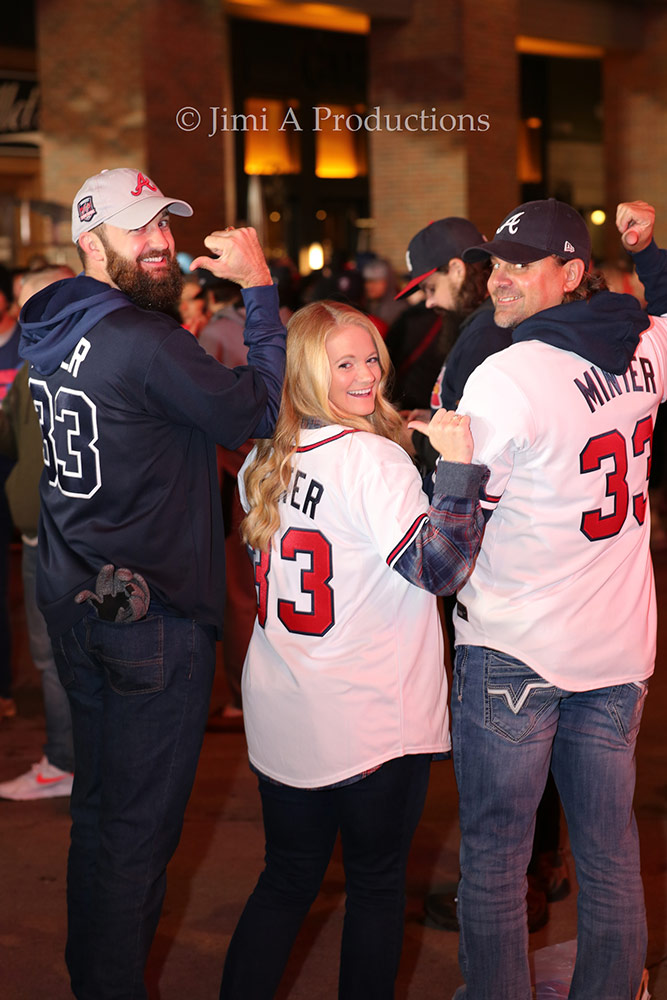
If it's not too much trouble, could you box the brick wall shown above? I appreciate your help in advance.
[37,0,146,242]
[368,2,468,272]
[368,0,524,271]
[141,0,233,255]
[518,0,643,50]
[31,0,667,270]
[604,5,667,257]
[36,0,232,258]
[367,0,662,270]
[464,0,520,239]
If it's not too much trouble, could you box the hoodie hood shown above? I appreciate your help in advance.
[512,290,650,375]
[19,274,131,375]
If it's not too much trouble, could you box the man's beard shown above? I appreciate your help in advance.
[102,240,184,319]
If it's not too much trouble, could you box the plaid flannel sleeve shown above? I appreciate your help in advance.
[390,460,489,596]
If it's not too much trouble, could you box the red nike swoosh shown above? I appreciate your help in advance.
[36,773,68,785]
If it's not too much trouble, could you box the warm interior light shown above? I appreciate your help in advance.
[244,99,301,175]
[315,105,367,179]
[590,210,606,226]
[516,36,604,59]
[518,119,542,184]
[308,242,324,271]
[226,0,369,34]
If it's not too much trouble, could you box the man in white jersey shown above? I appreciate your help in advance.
[447,198,663,1000]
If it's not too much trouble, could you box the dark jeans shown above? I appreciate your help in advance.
[451,645,648,1000]
[53,606,216,1000]
[220,753,432,1000]
[22,543,74,771]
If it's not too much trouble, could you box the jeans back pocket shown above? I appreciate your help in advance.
[484,651,558,743]
[85,614,164,695]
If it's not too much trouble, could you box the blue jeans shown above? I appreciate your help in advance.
[52,606,216,1000]
[220,754,431,999]
[22,543,74,772]
[451,645,647,1000]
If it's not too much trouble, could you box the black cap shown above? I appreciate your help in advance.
[395,217,484,299]
[463,198,591,266]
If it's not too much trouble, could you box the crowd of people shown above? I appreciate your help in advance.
[0,166,662,1000]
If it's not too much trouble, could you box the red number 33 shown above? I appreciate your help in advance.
[580,418,653,541]
[252,528,335,636]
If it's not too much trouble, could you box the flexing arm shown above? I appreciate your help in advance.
[391,459,487,595]
[190,226,273,287]
[191,226,285,437]
[391,410,487,594]
[616,200,667,316]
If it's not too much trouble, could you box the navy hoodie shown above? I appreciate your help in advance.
[511,289,650,374]
[20,274,286,636]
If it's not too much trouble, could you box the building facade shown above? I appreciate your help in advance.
[1,0,666,272]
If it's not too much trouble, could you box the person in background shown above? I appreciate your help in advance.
[362,257,407,329]
[179,272,209,336]
[0,263,22,721]
[0,266,76,799]
[198,275,256,729]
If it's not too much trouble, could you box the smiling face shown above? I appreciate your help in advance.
[488,255,574,328]
[325,324,381,418]
[96,210,184,315]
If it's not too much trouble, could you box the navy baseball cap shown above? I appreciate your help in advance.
[463,199,591,266]
[395,217,484,299]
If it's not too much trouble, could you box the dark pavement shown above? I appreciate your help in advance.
[1,544,665,999]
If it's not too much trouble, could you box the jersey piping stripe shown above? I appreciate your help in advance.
[386,512,429,567]
[296,429,358,453]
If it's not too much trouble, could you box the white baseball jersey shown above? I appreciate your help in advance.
[456,317,667,690]
[238,425,449,788]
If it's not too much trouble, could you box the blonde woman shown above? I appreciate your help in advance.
[220,300,487,999]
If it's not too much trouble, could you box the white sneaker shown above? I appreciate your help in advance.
[0,756,73,800]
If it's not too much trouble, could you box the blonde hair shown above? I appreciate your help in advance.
[242,300,403,551]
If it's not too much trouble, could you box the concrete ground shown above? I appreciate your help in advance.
[0,544,666,999]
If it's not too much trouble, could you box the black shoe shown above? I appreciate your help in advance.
[526,875,549,933]
[537,850,571,903]
[423,890,459,932]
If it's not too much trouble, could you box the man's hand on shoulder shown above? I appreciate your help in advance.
[191,227,273,288]
[616,201,656,254]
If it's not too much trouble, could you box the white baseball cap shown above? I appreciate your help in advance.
[72,167,193,243]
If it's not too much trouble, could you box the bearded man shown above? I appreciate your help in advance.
[19,167,286,1000]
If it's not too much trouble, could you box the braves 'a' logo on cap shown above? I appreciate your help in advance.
[496,211,524,236]
[77,196,97,224]
[130,172,158,197]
